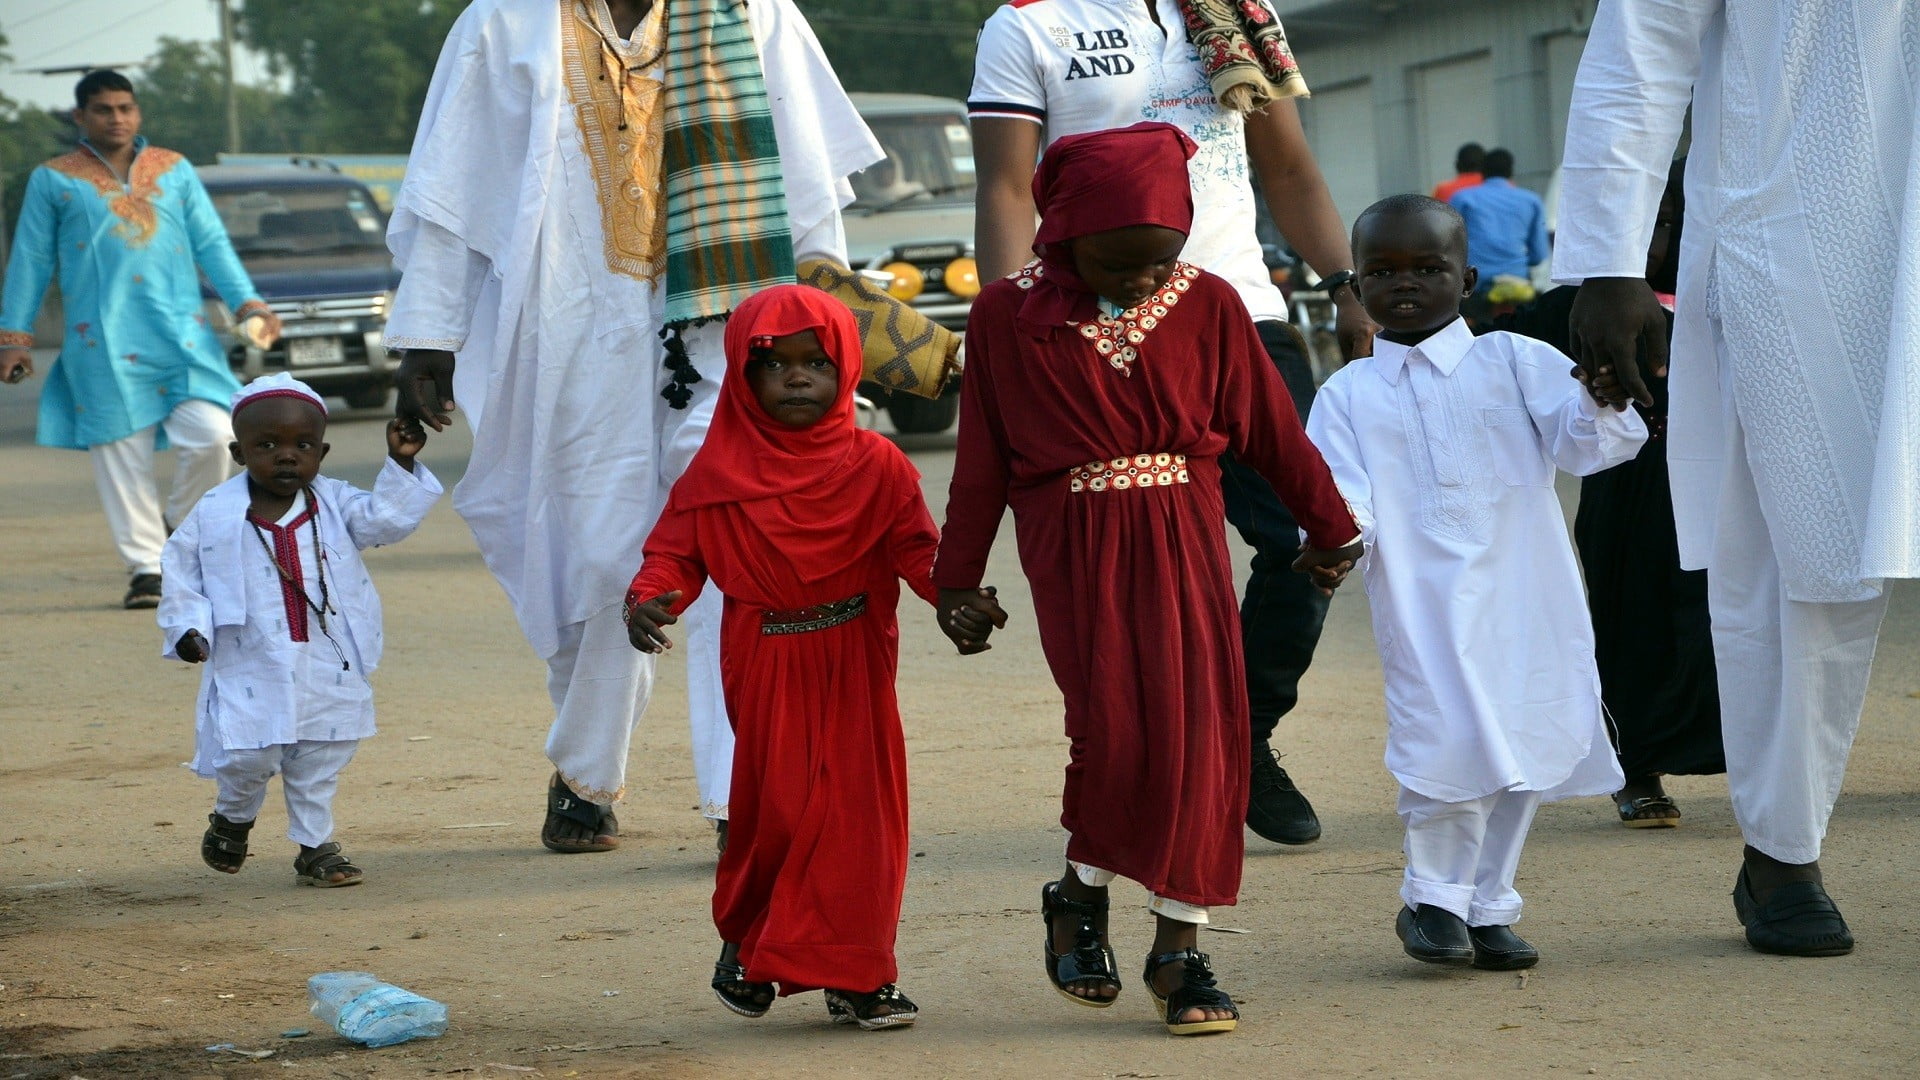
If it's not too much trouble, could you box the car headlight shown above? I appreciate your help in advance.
[881,261,924,302]
[943,257,981,299]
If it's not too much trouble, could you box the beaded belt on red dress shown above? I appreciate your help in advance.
[1067,453,1190,493]
[760,592,868,635]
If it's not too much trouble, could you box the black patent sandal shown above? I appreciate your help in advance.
[1143,949,1239,1036]
[711,947,774,1018]
[1616,794,1681,829]
[824,984,918,1030]
[293,842,363,888]
[1041,880,1122,1007]
[201,813,253,874]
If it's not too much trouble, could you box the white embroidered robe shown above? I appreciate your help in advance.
[1553,0,1920,602]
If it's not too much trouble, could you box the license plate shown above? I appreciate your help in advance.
[280,319,359,338]
[287,337,346,367]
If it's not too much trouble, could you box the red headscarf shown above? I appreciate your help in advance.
[1020,121,1198,334]
[667,285,899,583]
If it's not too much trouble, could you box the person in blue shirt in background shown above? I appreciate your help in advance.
[0,70,279,610]
[1448,148,1548,313]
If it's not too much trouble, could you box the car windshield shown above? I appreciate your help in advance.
[210,182,387,255]
[848,111,976,210]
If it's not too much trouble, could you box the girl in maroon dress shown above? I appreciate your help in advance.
[624,286,1000,1030]
[933,123,1361,1036]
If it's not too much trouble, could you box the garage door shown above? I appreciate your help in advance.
[1415,52,1494,192]
[1298,79,1379,230]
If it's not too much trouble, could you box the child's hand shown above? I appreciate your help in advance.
[176,629,210,663]
[387,417,427,470]
[938,586,1007,655]
[1572,362,1629,410]
[1292,540,1364,596]
[625,590,682,653]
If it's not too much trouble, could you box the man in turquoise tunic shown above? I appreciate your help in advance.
[1,70,278,609]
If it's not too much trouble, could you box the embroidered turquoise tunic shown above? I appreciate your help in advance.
[0,139,263,449]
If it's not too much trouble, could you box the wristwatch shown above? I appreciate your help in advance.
[1318,269,1359,302]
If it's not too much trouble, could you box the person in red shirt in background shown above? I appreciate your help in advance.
[1432,142,1486,203]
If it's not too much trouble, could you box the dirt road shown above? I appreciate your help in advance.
[2,375,1915,1079]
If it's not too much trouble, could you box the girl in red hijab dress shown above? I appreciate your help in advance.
[624,286,1000,1030]
[933,123,1363,1037]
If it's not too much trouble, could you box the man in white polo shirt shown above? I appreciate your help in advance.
[971,0,1373,851]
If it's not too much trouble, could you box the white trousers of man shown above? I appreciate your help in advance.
[1707,403,1889,866]
[212,739,360,848]
[1398,787,1543,927]
[543,322,731,820]
[90,398,233,576]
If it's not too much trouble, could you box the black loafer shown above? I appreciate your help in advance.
[1469,924,1539,970]
[124,572,162,610]
[1396,905,1473,965]
[1733,865,1854,957]
[1247,742,1321,845]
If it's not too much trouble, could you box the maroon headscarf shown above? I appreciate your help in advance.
[1020,121,1199,335]
[667,285,899,583]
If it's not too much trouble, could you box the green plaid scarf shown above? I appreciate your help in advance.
[661,0,795,330]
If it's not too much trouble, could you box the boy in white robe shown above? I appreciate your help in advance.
[160,374,442,887]
[1306,197,1646,969]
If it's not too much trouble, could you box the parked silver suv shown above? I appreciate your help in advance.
[845,92,976,433]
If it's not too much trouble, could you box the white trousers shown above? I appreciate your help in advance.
[89,398,233,576]
[1069,854,1210,925]
[543,588,730,816]
[1708,408,1890,865]
[1398,786,1542,927]
[212,739,360,848]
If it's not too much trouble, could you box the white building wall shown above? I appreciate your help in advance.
[1280,0,1599,220]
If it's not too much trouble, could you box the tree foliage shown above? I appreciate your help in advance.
[0,32,75,234]
[794,0,1000,100]
[235,0,466,153]
[134,37,299,163]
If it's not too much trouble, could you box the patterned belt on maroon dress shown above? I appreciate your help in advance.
[1067,453,1190,493]
[760,592,869,635]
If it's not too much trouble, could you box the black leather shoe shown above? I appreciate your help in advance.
[124,573,162,610]
[1247,742,1321,845]
[1396,905,1473,965]
[1733,865,1854,957]
[1469,924,1539,970]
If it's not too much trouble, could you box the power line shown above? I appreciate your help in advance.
[14,0,193,68]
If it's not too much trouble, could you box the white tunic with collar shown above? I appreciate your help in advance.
[159,460,442,774]
[1306,320,1644,802]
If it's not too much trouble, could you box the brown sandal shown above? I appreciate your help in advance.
[542,772,619,853]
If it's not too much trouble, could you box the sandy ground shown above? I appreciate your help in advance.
[2,360,1916,1079]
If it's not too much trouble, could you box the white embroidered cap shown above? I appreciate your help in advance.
[231,372,328,419]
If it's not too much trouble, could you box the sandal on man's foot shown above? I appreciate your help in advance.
[294,842,363,887]
[824,985,917,1030]
[1142,949,1239,1036]
[712,952,774,1018]
[1041,880,1121,1007]
[541,772,618,853]
[1616,794,1681,829]
[201,813,253,874]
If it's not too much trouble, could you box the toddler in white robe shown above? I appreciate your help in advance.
[1306,196,1646,969]
[160,374,442,887]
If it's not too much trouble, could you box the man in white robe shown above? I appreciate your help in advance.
[1554,0,1918,955]
[382,0,880,852]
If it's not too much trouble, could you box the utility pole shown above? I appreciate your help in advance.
[218,0,241,153]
